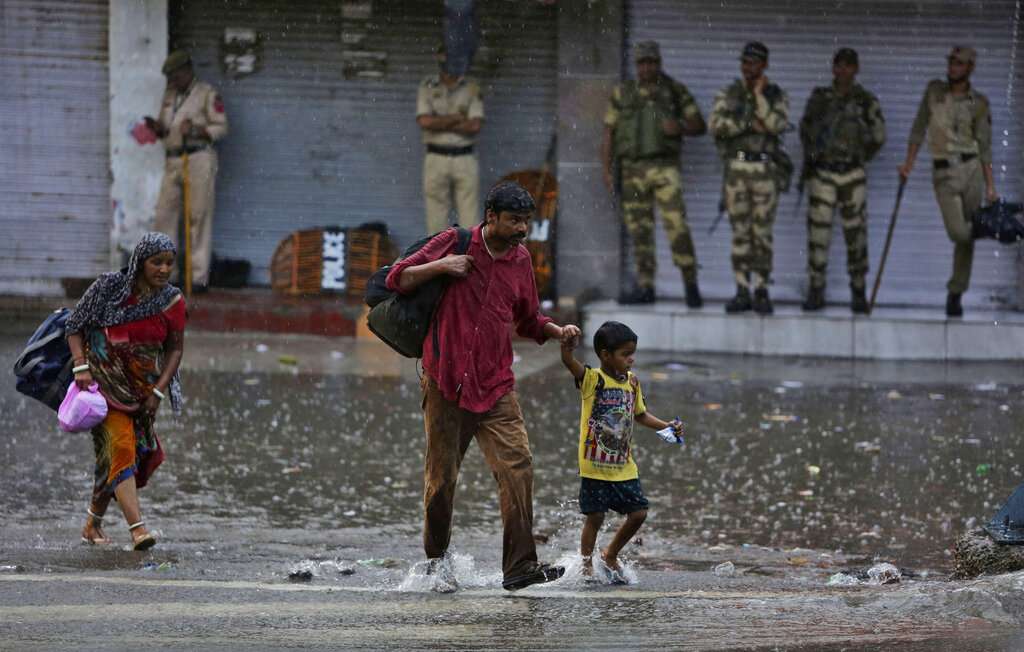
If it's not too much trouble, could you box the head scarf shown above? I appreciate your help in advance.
[66,232,184,410]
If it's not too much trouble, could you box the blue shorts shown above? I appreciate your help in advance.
[579,477,649,515]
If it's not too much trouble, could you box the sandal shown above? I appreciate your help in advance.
[128,520,156,551]
[81,508,112,545]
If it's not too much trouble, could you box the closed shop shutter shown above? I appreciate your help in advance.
[628,0,1023,309]
[170,0,557,285]
[1,0,110,291]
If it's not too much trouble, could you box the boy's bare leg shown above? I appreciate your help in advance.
[601,509,647,570]
[580,512,605,575]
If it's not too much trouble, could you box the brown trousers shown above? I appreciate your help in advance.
[421,375,537,579]
[153,149,218,286]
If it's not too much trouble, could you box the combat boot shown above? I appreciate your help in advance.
[946,292,963,318]
[802,286,825,312]
[619,286,655,305]
[725,286,752,313]
[752,287,774,315]
[684,275,703,309]
[850,285,868,314]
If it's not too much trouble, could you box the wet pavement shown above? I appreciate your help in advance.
[2,330,1024,650]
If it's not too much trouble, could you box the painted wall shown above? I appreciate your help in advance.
[109,0,168,269]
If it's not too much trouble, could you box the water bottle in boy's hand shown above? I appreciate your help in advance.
[656,418,685,445]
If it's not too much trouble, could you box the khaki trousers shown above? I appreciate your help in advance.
[153,149,218,286]
[423,152,480,234]
[932,158,983,294]
[420,375,538,579]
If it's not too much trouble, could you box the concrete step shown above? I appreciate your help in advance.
[583,299,1024,360]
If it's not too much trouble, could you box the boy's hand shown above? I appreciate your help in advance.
[562,333,580,351]
[669,418,685,438]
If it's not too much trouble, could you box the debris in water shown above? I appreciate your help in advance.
[278,354,298,365]
[854,441,881,454]
[866,562,901,585]
[713,561,736,577]
[703,403,722,411]
[255,343,269,353]
[288,569,313,582]
[827,572,860,586]
[976,382,998,391]
[975,463,992,477]
[886,390,902,400]
[806,465,821,477]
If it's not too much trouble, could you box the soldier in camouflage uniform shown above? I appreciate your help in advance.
[799,48,886,313]
[899,46,998,317]
[709,42,790,315]
[602,41,707,306]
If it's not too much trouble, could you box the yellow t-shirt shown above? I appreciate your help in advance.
[577,367,646,481]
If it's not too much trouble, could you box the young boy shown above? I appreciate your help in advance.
[561,320,683,582]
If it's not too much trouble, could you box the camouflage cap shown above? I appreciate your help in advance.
[833,47,859,66]
[948,46,976,65]
[633,41,661,62]
[740,41,769,63]
[161,50,192,75]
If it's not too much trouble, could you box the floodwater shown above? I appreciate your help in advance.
[2,330,1024,650]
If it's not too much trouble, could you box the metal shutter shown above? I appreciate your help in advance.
[170,0,557,285]
[1,0,110,292]
[627,0,1023,309]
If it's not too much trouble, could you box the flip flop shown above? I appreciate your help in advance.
[128,520,157,551]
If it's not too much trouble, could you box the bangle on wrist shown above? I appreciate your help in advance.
[72,364,90,374]
[152,387,166,400]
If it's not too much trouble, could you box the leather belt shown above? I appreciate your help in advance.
[933,153,977,169]
[815,160,862,173]
[426,144,474,156]
[733,151,770,162]
[166,144,211,158]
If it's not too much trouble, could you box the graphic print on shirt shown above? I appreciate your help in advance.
[584,384,635,469]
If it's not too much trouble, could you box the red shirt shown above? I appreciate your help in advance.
[105,294,186,345]
[386,225,552,413]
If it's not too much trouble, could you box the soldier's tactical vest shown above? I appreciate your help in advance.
[803,85,874,164]
[613,76,685,161]
[715,81,792,191]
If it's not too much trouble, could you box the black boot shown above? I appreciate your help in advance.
[802,286,826,312]
[684,279,703,309]
[725,286,752,313]
[850,285,868,314]
[619,286,655,305]
[752,287,774,315]
[946,292,963,317]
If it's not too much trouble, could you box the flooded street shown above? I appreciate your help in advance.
[3,330,1024,650]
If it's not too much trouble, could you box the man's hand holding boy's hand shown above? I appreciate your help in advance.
[558,324,581,344]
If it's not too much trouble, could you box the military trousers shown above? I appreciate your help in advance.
[620,160,698,288]
[420,375,538,581]
[153,149,218,286]
[723,160,778,289]
[806,167,869,291]
[423,152,480,234]
[932,157,983,294]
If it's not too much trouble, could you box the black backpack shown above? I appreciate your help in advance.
[364,227,471,358]
[13,308,73,411]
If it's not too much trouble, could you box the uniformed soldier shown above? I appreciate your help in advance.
[146,50,228,291]
[898,46,998,317]
[416,43,484,234]
[601,40,707,306]
[710,42,790,315]
[799,48,886,313]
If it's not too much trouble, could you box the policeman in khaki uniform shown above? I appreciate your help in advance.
[416,44,484,234]
[147,51,228,291]
[799,48,886,313]
[710,42,790,315]
[601,41,707,306]
[899,46,998,317]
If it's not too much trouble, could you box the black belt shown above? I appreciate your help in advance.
[166,144,211,158]
[814,160,862,173]
[732,151,770,162]
[933,153,977,169]
[426,144,474,156]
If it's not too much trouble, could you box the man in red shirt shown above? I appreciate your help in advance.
[387,181,581,591]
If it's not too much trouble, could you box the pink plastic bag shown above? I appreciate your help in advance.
[58,382,108,433]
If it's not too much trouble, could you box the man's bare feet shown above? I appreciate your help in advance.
[581,555,594,576]
[600,548,621,571]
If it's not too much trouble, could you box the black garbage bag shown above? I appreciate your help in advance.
[972,199,1024,244]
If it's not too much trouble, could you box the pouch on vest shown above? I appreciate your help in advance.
[364,227,472,358]
[13,308,74,411]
